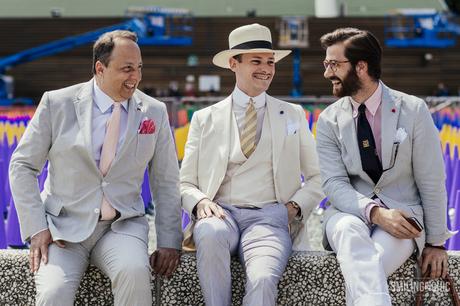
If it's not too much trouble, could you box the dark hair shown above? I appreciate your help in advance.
[320,28,382,80]
[92,30,138,74]
[232,54,243,62]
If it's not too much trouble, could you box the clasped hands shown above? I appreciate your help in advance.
[371,207,448,279]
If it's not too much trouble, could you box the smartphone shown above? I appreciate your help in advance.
[405,217,423,232]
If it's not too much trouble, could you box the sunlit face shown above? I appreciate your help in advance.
[323,43,361,97]
[229,52,275,97]
[95,38,142,102]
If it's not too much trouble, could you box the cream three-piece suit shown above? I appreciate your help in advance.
[180,92,323,306]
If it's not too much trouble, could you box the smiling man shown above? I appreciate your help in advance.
[315,28,454,306]
[9,30,182,305]
[180,23,323,306]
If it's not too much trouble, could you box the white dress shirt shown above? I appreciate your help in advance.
[231,86,266,144]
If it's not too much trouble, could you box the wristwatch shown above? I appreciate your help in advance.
[425,243,446,250]
[286,201,302,220]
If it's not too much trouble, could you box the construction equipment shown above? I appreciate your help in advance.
[0,7,193,106]
[384,0,460,48]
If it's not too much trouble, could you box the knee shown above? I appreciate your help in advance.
[329,214,367,236]
[113,261,150,286]
[194,218,231,248]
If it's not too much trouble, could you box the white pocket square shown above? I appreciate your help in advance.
[286,122,299,135]
[394,128,407,143]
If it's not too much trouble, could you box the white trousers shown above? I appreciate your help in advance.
[326,213,415,306]
[35,220,152,306]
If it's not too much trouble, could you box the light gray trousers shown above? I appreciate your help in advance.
[194,203,292,306]
[34,220,152,306]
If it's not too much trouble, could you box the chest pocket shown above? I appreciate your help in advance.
[136,134,156,165]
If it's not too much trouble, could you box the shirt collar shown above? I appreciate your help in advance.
[93,81,128,113]
[232,85,266,109]
[350,82,382,117]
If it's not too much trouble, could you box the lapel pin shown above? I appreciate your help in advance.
[391,108,396,113]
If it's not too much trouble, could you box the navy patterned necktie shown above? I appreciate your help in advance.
[357,104,382,184]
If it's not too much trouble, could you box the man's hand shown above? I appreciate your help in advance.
[29,229,65,273]
[195,198,225,219]
[370,207,421,239]
[285,202,300,224]
[419,246,448,279]
[150,248,180,278]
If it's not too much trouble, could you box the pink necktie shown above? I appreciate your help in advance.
[99,103,121,220]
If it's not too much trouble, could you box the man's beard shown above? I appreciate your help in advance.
[330,67,362,97]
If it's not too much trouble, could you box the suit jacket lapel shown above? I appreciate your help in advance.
[380,83,402,170]
[267,96,285,175]
[337,97,367,179]
[74,79,99,172]
[207,96,232,198]
[114,93,143,163]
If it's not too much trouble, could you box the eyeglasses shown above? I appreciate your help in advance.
[323,60,350,72]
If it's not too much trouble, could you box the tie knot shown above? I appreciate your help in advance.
[112,103,121,110]
[358,103,367,114]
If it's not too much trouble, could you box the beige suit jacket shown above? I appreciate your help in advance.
[9,79,182,249]
[180,94,323,251]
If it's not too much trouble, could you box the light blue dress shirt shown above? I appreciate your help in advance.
[92,82,129,167]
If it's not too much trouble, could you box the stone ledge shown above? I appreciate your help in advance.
[0,250,459,305]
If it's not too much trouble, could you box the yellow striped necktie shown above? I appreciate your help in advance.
[240,98,257,158]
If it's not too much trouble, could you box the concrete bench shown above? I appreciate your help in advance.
[0,250,459,305]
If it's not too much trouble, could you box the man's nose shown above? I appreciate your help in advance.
[323,66,334,79]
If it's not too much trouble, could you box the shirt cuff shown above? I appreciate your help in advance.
[31,228,48,239]
[365,202,379,224]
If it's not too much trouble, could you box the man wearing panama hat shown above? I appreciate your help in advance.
[180,23,323,305]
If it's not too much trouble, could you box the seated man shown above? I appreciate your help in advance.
[9,30,182,306]
[316,27,454,306]
[180,23,323,306]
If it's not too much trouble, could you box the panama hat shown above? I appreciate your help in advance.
[212,23,291,69]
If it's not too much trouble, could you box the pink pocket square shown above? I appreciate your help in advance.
[138,118,155,134]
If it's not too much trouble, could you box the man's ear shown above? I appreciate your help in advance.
[95,61,105,76]
[229,58,237,71]
[355,61,368,76]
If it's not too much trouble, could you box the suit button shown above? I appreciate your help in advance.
[94,208,100,214]
[374,188,381,194]
[102,181,108,187]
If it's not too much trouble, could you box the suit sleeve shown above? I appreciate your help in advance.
[412,100,451,244]
[316,112,374,220]
[9,92,52,241]
[180,113,209,216]
[289,105,324,218]
[148,104,183,250]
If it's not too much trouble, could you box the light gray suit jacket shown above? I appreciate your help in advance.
[9,79,182,249]
[180,94,324,251]
[316,82,451,254]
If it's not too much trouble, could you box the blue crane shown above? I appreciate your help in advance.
[0,7,193,106]
[384,0,460,48]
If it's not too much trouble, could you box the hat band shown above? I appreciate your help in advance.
[231,40,273,50]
